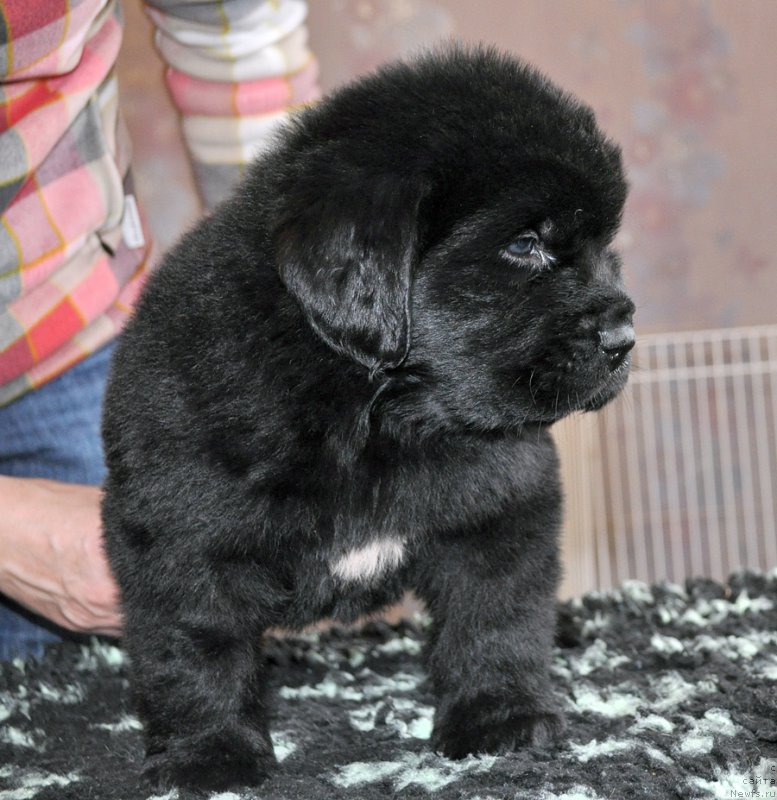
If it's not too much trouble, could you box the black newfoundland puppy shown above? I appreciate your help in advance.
[102,46,634,791]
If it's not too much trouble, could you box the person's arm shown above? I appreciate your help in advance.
[0,476,122,637]
[145,0,321,211]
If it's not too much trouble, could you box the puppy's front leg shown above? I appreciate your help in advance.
[122,589,277,791]
[412,501,565,759]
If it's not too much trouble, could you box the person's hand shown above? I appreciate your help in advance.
[0,476,122,637]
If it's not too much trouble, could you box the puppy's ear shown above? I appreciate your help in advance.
[274,173,428,372]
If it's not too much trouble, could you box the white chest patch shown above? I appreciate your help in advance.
[330,538,406,585]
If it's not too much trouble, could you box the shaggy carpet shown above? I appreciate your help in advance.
[2,571,777,800]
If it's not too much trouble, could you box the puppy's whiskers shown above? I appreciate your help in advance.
[529,370,538,405]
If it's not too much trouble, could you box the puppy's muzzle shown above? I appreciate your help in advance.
[599,323,636,371]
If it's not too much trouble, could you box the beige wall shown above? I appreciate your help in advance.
[120,0,776,337]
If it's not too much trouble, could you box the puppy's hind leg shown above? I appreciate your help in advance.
[122,574,278,792]
[411,498,565,759]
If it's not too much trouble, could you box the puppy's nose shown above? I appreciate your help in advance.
[599,324,635,370]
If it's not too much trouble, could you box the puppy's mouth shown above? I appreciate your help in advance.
[578,354,632,412]
[520,334,634,422]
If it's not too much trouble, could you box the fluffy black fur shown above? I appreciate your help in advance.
[101,46,634,792]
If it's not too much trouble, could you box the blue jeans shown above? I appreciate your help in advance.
[0,342,115,660]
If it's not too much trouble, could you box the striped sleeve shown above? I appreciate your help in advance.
[144,0,321,210]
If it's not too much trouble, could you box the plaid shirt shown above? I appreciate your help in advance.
[0,0,319,406]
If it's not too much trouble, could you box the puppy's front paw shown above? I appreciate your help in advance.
[144,727,277,792]
[432,695,565,759]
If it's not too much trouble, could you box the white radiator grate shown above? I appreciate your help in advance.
[557,324,777,596]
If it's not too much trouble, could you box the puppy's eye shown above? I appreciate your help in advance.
[505,233,539,258]
[502,231,556,270]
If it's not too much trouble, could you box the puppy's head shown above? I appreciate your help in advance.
[272,46,633,430]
